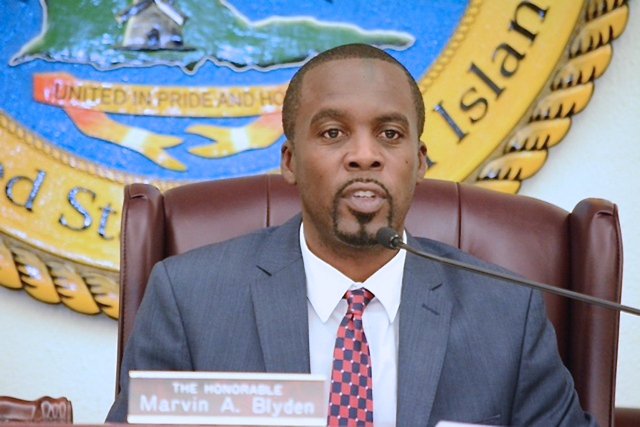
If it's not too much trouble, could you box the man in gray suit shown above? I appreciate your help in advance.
[108,44,595,426]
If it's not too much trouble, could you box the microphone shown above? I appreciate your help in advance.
[376,227,640,316]
[376,227,404,250]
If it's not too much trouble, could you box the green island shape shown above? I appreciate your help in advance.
[12,0,414,73]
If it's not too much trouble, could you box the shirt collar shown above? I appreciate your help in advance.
[300,223,406,324]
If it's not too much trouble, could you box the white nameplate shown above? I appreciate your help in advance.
[127,371,327,426]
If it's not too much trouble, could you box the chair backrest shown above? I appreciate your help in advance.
[0,396,73,423]
[117,174,622,426]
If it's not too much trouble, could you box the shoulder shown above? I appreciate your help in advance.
[154,215,301,289]
[411,236,537,313]
[166,214,300,267]
[139,215,304,327]
[164,226,275,267]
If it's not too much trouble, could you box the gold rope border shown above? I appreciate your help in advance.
[420,0,483,89]
[0,235,119,319]
[473,0,629,193]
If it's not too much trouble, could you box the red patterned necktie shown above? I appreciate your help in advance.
[327,288,375,426]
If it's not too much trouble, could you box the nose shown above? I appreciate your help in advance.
[344,133,383,171]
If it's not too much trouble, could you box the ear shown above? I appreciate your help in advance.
[280,140,297,185]
[416,141,427,183]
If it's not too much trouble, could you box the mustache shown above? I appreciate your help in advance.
[335,178,392,199]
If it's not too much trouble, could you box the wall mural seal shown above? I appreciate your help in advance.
[0,0,630,319]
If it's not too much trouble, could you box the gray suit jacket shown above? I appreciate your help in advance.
[107,215,595,426]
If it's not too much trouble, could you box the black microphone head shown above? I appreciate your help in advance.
[376,227,401,249]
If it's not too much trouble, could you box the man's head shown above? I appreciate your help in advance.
[282,44,425,143]
[280,44,427,264]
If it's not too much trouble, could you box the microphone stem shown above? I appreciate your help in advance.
[394,240,640,317]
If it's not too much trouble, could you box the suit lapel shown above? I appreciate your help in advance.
[250,216,311,374]
[397,235,453,426]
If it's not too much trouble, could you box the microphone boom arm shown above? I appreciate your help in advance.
[386,233,640,317]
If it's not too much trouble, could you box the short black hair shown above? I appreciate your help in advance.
[282,43,425,142]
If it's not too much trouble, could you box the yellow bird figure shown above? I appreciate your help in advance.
[187,112,283,158]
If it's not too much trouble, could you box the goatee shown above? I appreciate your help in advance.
[331,178,394,247]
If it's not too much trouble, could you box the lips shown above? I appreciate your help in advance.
[340,182,387,214]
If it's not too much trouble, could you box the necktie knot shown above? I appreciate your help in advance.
[344,288,374,319]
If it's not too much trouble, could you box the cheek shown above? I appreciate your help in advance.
[299,168,326,190]
[393,165,420,201]
[300,156,334,184]
[298,169,334,203]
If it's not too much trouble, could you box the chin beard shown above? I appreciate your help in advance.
[331,179,394,248]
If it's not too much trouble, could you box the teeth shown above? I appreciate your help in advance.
[354,190,375,198]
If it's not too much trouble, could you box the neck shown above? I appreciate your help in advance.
[305,233,399,283]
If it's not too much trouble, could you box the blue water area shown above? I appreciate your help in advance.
[0,0,468,181]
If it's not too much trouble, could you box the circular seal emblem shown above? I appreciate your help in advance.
[0,0,630,318]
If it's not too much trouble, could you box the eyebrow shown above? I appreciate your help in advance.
[310,110,410,130]
[376,113,410,133]
[374,113,410,129]
[309,109,347,128]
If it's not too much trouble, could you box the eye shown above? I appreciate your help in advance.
[380,129,403,140]
[321,128,343,139]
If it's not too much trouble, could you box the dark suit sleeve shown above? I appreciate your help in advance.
[105,261,193,422]
[510,290,597,426]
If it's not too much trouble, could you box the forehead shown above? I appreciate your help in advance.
[297,58,415,121]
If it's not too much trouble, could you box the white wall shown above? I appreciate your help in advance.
[0,283,117,422]
[519,1,640,409]
[0,4,638,422]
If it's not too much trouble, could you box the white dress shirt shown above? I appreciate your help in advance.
[300,223,406,427]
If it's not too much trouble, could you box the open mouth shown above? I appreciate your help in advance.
[339,180,389,215]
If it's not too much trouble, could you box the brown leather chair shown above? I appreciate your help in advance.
[116,174,623,426]
[0,396,72,423]
[615,407,640,427]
